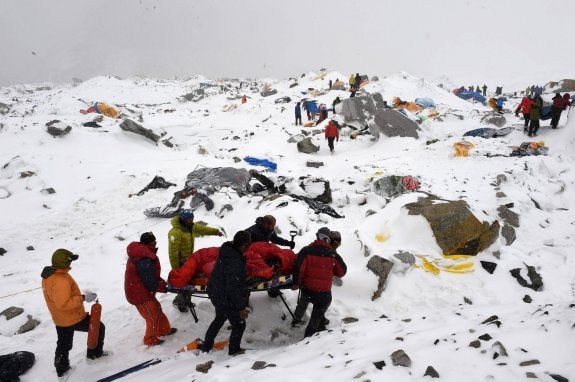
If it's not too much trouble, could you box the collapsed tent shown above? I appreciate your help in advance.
[456,91,486,104]
[185,167,251,195]
[463,127,514,138]
[392,97,423,113]
[168,242,296,288]
[510,141,549,157]
[414,98,436,108]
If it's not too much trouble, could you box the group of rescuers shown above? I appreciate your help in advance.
[40,210,346,376]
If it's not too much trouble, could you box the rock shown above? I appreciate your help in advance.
[519,359,540,367]
[196,360,214,373]
[526,372,537,378]
[464,297,473,305]
[41,188,56,195]
[17,315,40,334]
[26,246,34,251]
[19,171,35,178]
[306,161,324,168]
[549,373,569,382]
[393,251,416,265]
[500,224,516,246]
[480,261,497,274]
[497,206,519,228]
[299,177,332,203]
[523,295,532,303]
[424,366,440,378]
[342,317,359,324]
[46,120,72,137]
[341,93,386,125]
[371,76,379,82]
[251,361,276,370]
[367,255,394,300]
[478,334,492,341]
[289,82,298,88]
[545,78,575,92]
[372,109,420,139]
[0,248,7,256]
[162,138,173,148]
[491,341,508,357]
[119,119,160,143]
[0,306,24,320]
[469,340,481,348]
[296,137,320,154]
[0,102,11,114]
[373,360,386,370]
[274,96,291,104]
[390,350,411,367]
[373,175,418,199]
[405,196,500,256]
[510,266,543,291]
[495,174,507,185]
[182,88,205,102]
[482,315,499,324]
[261,89,278,97]
[481,113,507,127]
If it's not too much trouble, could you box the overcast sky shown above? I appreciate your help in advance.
[1,0,573,88]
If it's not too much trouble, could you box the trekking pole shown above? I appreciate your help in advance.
[277,291,295,320]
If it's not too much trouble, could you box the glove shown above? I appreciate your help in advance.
[216,231,224,237]
[289,241,295,250]
[239,308,249,320]
[157,280,168,293]
[83,291,97,303]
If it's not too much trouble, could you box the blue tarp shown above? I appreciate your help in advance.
[541,106,553,120]
[306,100,318,113]
[457,91,486,104]
[415,97,436,108]
[243,156,277,172]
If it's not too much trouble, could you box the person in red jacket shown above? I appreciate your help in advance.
[324,120,340,154]
[125,232,176,346]
[515,96,533,132]
[292,227,347,338]
[550,93,572,129]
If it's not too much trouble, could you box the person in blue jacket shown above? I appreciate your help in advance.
[496,97,507,114]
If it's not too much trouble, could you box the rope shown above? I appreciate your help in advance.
[0,286,42,300]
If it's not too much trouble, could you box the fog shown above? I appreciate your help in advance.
[1,0,573,88]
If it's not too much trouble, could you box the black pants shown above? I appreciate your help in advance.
[528,119,540,135]
[550,108,562,128]
[522,113,530,129]
[203,304,245,355]
[293,290,310,322]
[301,288,332,338]
[55,314,105,375]
[327,137,335,152]
[295,114,302,125]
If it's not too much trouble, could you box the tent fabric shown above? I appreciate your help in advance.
[185,167,251,195]
[463,127,514,138]
[414,98,436,108]
[457,91,486,103]
[392,97,423,112]
[454,141,475,157]
[541,106,553,120]
[243,156,277,172]
[510,142,549,157]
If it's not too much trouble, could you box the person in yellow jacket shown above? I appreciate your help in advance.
[41,249,108,378]
[169,209,223,311]
[348,74,356,91]
[80,102,119,119]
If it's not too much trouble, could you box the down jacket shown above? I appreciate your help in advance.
[293,240,347,292]
[41,267,86,327]
[125,241,165,305]
[324,121,339,140]
[168,216,220,269]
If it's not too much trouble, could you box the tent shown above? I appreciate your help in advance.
[457,91,486,104]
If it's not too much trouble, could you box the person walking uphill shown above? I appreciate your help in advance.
[528,94,543,137]
[200,231,252,356]
[245,215,295,249]
[292,228,347,338]
[325,119,339,153]
[515,96,533,131]
[550,93,571,129]
[169,209,223,312]
[41,249,108,378]
[125,232,176,346]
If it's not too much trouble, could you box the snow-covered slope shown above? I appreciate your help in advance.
[0,71,574,382]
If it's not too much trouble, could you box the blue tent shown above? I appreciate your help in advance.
[457,91,486,104]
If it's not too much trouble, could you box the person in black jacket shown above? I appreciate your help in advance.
[245,215,294,249]
[201,231,251,356]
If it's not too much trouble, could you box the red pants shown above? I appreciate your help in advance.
[135,298,171,345]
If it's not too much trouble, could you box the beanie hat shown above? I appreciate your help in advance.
[52,248,79,269]
[140,232,156,244]
[316,227,331,242]
[329,231,341,242]
[180,209,194,220]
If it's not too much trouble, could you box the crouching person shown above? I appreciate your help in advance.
[292,228,347,338]
[201,231,252,356]
[41,249,107,378]
[125,232,176,346]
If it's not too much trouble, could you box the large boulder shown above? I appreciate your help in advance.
[119,119,160,144]
[46,120,72,137]
[297,137,320,154]
[405,196,500,256]
[0,102,10,115]
[545,79,575,93]
[372,109,420,138]
[481,113,507,127]
[340,93,386,125]
[367,255,394,301]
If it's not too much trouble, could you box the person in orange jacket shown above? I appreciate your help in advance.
[80,102,119,118]
[324,120,340,153]
[125,232,176,346]
[41,249,108,378]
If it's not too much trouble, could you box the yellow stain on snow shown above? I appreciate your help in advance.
[375,233,389,242]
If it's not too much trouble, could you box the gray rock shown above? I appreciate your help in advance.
[519,359,540,367]
[41,188,56,195]
[119,119,160,143]
[340,93,386,125]
[371,76,379,82]
[373,175,414,199]
[491,341,508,357]
[372,109,420,139]
[306,161,324,168]
[17,315,40,334]
[495,174,507,185]
[405,196,500,256]
[26,246,34,251]
[373,360,386,370]
[481,113,507,127]
[261,89,278,97]
[464,297,473,305]
[0,306,24,320]
[182,88,205,102]
[545,78,575,92]
[46,120,72,137]
[297,137,320,154]
[196,360,213,373]
[0,102,11,115]
[480,261,497,274]
[289,82,298,88]
[390,349,411,367]
[501,224,516,246]
[526,372,537,378]
[367,255,394,301]
[424,366,439,378]
[523,295,532,303]
[510,266,543,291]
[478,333,492,341]
[300,177,332,203]
[549,373,569,382]
[497,206,519,228]
[469,340,481,348]
[0,248,6,256]
[393,251,416,265]
[342,317,359,324]
[251,361,276,370]
[274,96,291,104]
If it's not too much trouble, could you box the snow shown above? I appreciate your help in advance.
[1,71,575,382]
